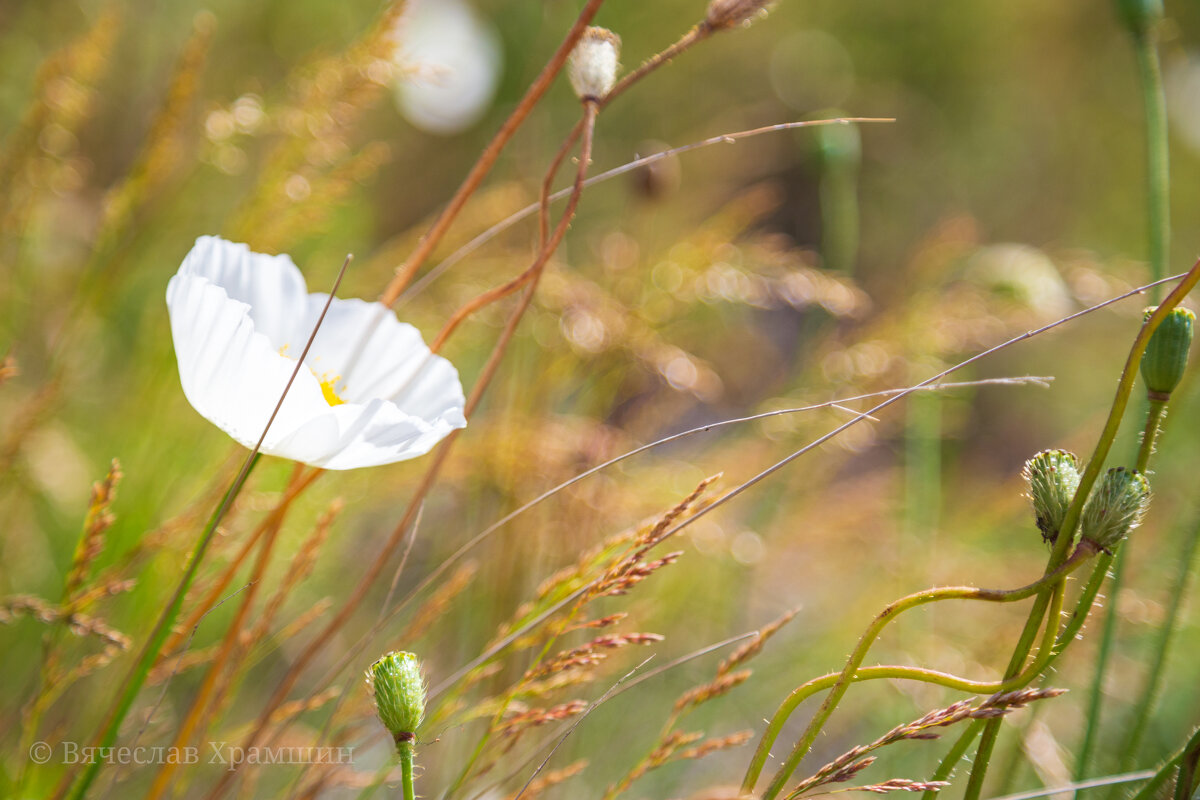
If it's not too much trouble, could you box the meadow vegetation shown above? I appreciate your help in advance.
[2,0,1200,798]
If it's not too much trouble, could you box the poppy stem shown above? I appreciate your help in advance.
[62,453,261,800]
[62,254,353,800]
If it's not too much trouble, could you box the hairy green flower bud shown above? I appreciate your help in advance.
[367,651,426,742]
[1140,306,1194,398]
[1022,449,1081,544]
[1113,0,1163,37]
[1080,467,1151,553]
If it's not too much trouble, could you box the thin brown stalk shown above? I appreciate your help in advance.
[245,499,342,648]
[507,760,587,800]
[430,101,598,352]
[200,499,340,736]
[379,0,606,306]
[162,466,321,657]
[144,511,285,799]
[530,18,717,224]
[210,98,603,800]
[400,118,892,305]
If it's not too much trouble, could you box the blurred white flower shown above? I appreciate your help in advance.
[393,0,502,134]
[166,236,466,470]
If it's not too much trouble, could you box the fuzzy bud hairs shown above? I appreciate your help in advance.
[367,651,426,744]
[1080,467,1151,554]
[1022,449,1081,545]
[568,27,621,101]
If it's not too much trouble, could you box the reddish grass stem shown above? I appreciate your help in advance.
[59,255,354,800]
[204,102,600,800]
[378,0,606,307]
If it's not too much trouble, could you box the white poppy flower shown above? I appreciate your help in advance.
[166,236,467,470]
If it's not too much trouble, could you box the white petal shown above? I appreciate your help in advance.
[271,399,460,470]
[166,266,332,458]
[299,296,467,429]
[178,236,310,349]
[167,236,467,470]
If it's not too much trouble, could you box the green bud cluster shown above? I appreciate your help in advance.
[367,651,426,742]
[1080,467,1151,553]
[1140,306,1194,398]
[1022,449,1081,544]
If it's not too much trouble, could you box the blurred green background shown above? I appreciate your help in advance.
[2,0,1200,797]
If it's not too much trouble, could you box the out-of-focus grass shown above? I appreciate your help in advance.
[2,1,1200,798]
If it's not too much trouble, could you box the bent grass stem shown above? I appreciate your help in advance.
[743,545,1093,798]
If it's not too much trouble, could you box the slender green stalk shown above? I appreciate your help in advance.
[1175,729,1200,800]
[743,548,1088,798]
[1075,396,1167,789]
[1120,507,1200,772]
[1075,18,1171,788]
[960,267,1200,800]
[398,739,415,800]
[1075,546,1128,791]
[923,722,983,800]
[1127,726,1200,800]
[1057,554,1114,654]
[1136,398,1167,469]
[1135,32,1170,302]
[63,245,351,800]
[905,386,941,541]
[63,454,260,800]
[1076,18,1172,780]
[817,118,861,275]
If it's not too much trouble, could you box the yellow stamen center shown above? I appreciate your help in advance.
[279,345,345,406]
[318,374,346,406]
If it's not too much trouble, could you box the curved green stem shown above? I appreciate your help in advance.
[962,263,1200,800]
[1074,17,1170,790]
[743,546,1089,798]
